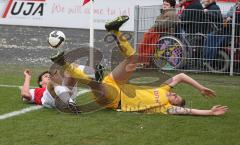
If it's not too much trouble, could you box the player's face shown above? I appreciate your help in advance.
[163,1,171,10]
[40,73,50,86]
[202,0,210,6]
[179,0,187,5]
[168,92,183,106]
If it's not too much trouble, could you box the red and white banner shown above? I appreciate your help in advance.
[0,0,236,31]
[83,0,90,5]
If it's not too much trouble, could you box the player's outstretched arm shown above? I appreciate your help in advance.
[165,73,216,97]
[168,105,228,116]
[21,69,32,101]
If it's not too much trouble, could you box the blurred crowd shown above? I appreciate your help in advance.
[138,0,240,66]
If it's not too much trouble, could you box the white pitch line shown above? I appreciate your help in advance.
[0,84,91,91]
[0,88,90,120]
[0,84,26,88]
[0,106,43,120]
[77,89,90,96]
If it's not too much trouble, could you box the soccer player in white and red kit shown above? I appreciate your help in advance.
[21,69,78,110]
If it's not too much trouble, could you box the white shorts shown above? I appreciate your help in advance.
[43,85,78,108]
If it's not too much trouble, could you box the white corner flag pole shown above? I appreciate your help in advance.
[89,0,94,67]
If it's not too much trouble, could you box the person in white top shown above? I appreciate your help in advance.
[20,69,80,114]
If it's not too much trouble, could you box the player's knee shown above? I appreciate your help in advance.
[126,64,137,72]
[178,73,186,78]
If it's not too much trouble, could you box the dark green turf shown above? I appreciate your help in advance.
[0,65,240,145]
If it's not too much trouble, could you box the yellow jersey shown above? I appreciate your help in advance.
[94,75,174,114]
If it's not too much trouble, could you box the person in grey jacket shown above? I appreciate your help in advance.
[138,0,179,66]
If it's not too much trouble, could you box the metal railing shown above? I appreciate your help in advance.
[134,5,240,75]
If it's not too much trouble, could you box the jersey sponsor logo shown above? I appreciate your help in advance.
[2,0,46,18]
[153,88,160,103]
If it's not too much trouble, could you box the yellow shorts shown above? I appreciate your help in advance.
[94,75,121,109]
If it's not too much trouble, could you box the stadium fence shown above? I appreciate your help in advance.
[134,5,240,75]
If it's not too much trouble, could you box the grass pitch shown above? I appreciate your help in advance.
[0,65,240,145]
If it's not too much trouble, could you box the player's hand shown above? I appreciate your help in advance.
[211,105,228,116]
[200,87,216,98]
[24,69,32,78]
[226,17,232,23]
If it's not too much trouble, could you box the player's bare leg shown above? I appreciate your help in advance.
[110,54,137,83]
[51,52,108,104]
[50,16,136,85]
[50,16,138,109]
[105,15,138,82]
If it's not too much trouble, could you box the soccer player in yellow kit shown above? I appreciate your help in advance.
[51,16,228,116]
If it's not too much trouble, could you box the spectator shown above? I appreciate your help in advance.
[178,0,207,34]
[225,1,240,22]
[202,0,225,62]
[138,0,179,66]
[225,2,240,38]
[202,0,223,31]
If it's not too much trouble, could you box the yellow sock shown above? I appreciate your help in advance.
[112,30,136,58]
[64,63,91,85]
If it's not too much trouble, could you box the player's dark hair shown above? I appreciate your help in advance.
[180,99,186,107]
[37,71,50,88]
[163,0,176,7]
